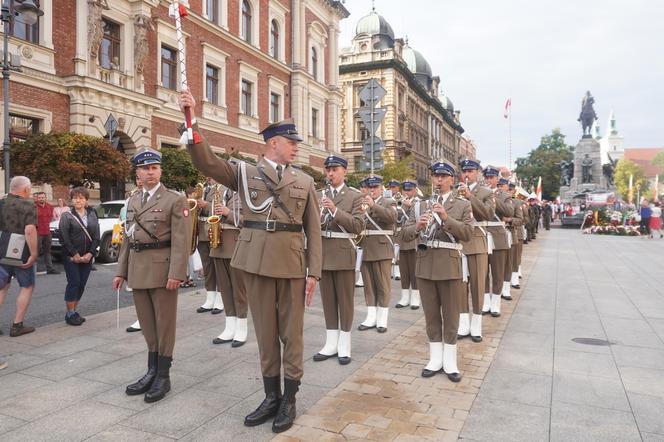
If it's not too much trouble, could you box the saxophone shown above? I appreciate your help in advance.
[188,182,205,255]
[207,185,222,249]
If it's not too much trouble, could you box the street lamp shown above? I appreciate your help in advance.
[2,0,43,192]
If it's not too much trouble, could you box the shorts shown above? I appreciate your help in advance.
[0,264,36,288]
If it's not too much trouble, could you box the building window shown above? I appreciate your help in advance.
[206,0,219,23]
[9,1,40,43]
[206,64,219,105]
[311,47,318,80]
[270,93,280,123]
[270,19,279,59]
[311,108,319,138]
[99,18,121,69]
[161,45,178,90]
[241,79,252,115]
[9,114,39,142]
[241,0,252,43]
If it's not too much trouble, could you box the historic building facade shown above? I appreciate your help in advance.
[338,8,464,184]
[0,0,348,198]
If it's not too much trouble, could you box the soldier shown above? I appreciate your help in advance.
[485,174,513,316]
[507,183,525,294]
[195,177,224,314]
[112,148,191,403]
[354,178,369,288]
[402,161,472,381]
[542,200,552,230]
[209,184,248,347]
[388,179,402,281]
[180,90,321,434]
[313,155,364,365]
[394,179,421,309]
[456,159,492,342]
[357,176,397,333]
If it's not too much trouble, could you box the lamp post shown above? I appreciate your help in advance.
[2,0,43,192]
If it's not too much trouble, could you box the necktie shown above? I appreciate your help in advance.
[333,189,338,198]
[276,165,283,182]
[142,191,149,207]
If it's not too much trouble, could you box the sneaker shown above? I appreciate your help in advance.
[74,312,86,324]
[9,322,35,337]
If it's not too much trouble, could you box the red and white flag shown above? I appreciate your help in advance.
[503,98,511,119]
[536,176,542,201]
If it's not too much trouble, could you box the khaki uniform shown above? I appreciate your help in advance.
[487,190,512,295]
[209,185,247,318]
[402,194,473,343]
[459,185,492,315]
[197,185,217,292]
[397,199,420,290]
[187,128,322,381]
[511,199,525,273]
[320,185,365,331]
[360,196,397,308]
[116,185,192,357]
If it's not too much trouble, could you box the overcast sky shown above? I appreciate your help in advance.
[338,0,664,168]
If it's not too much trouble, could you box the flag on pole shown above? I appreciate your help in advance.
[503,98,512,119]
[654,174,659,200]
[628,173,633,204]
[536,176,542,201]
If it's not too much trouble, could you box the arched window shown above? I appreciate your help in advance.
[241,0,252,43]
[311,47,318,80]
[270,19,279,58]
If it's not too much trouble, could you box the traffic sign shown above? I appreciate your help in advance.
[358,78,386,105]
[362,158,384,170]
[362,136,385,156]
[358,107,387,132]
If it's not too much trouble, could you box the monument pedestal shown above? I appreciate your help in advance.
[560,137,609,202]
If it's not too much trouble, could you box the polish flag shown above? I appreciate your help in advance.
[503,98,511,119]
[536,176,542,201]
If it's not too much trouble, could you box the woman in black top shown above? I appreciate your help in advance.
[59,187,100,325]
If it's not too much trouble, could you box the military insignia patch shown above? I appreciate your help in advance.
[250,191,258,199]
[183,208,189,217]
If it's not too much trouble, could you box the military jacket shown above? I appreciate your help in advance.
[490,189,511,250]
[116,185,192,289]
[510,198,525,245]
[402,194,473,281]
[320,184,365,271]
[396,197,421,251]
[459,184,493,255]
[209,184,243,260]
[360,195,398,262]
[187,127,322,279]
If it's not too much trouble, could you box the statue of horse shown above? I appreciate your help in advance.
[577,91,597,137]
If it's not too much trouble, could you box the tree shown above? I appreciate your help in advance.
[614,159,649,201]
[160,147,205,191]
[652,152,664,179]
[514,128,574,199]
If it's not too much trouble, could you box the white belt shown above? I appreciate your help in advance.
[395,227,402,232]
[322,231,357,239]
[198,216,209,222]
[474,221,505,227]
[363,229,393,236]
[426,240,463,251]
[221,223,240,230]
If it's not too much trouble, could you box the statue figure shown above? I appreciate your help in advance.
[134,14,155,76]
[603,158,617,187]
[581,154,593,183]
[577,91,598,137]
[559,160,574,186]
[88,0,110,61]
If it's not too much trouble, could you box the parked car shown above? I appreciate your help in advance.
[50,200,125,263]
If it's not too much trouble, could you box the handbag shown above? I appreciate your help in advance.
[0,199,31,266]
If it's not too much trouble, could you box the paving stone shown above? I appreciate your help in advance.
[627,392,664,435]
[620,366,664,397]
[641,432,664,441]
[0,413,26,435]
[86,425,174,441]
[477,368,551,408]
[18,350,118,381]
[0,352,49,378]
[552,370,630,411]
[0,372,54,402]
[24,335,111,359]
[491,347,552,376]
[460,398,549,442]
[601,317,664,349]
[550,401,641,442]
[612,344,664,371]
[553,348,621,380]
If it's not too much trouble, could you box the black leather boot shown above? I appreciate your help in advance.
[272,378,299,433]
[126,352,158,396]
[244,376,281,427]
[144,355,172,403]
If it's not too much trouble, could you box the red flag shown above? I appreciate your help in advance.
[536,176,542,201]
[503,98,511,119]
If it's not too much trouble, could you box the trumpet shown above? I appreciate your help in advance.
[207,185,222,249]
[417,189,442,250]
[319,180,334,226]
[188,182,205,255]
[453,176,470,199]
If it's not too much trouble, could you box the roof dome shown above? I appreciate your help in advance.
[354,10,395,49]
[439,94,454,112]
[402,44,432,77]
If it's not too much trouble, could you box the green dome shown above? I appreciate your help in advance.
[355,11,395,41]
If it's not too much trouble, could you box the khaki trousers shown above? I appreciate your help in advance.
[417,278,463,344]
[398,249,418,290]
[133,288,178,357]
[461,253,488,314]
[198,241,217,292]
[509,245,518,279]
[360,259,392,307]
[246,274,305,381]
[486,249,509,294]
[216,258,248,318]
[320,269,355,332]
[511,243,523,272]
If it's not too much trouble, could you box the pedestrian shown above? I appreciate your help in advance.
[59,187,100,326]
[0,176,39,337]
[53,198,70,222]
[181,89,322,434]
[649,201,662,238]
[640,199,652,237]
[542,200,552,230]
[34,192,59,274]
[112,148,192,403]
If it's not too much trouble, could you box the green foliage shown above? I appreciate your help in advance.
[160,147,205,191]
[380,155,417,183]
[300,165,326,188]
[652,152,664,179]
[514,128,574,199]
[614,159,649,201]
[1,132,131,187]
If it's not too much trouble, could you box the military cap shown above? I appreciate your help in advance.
[430,160,456,176]
[387,179,401,187]
[132,147,162,167]
[459,158,481,171]
[483,165,500,177]
[259,118,303,142]
[497,177,510,186]
[324,154,348,169]
[365,175,383,187]
[359,178,369,188]
[402,179,417,190]
[508,183,516,189]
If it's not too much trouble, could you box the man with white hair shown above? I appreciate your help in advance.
[0,176,39,337]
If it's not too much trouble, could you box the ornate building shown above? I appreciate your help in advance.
[338,8,464,184]
[0,0,349,198]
